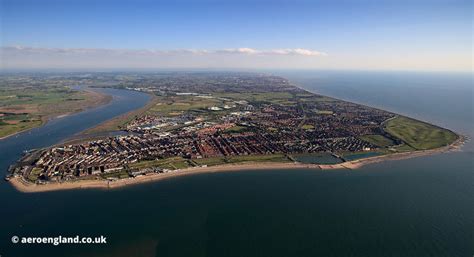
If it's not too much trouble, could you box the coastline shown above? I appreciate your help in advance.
[0,88,112,141]
[79,94,158,136]
[0,129,31,141]
[43,88,113,121]
[9,135,466,193]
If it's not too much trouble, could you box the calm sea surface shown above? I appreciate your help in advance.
[1,72,473,257]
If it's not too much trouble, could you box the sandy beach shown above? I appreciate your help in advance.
[9,135,466,193]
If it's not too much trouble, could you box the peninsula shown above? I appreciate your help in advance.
[0,74,112,139]
[5,72,461,192]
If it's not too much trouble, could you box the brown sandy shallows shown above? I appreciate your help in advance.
[9,135,466,193]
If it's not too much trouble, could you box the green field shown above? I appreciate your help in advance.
[27,167,43,182]
[0,86,106,138]
[192,157,228,166]
[316,110,334,115]
[227,154,290,164]
[101,170,130,179]
[224,125,250,133]
[0,88,74,106]
[360,134,395,147]
[193,154,290,167]
[384,116,458,150]
[391,144,416,153]
[0,119,42,138]
[129,157,191,170]
[148,95,224,116]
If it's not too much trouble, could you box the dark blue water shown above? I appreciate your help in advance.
[1,72,473,257]
[293,153,343,164]
[342,152,382,161]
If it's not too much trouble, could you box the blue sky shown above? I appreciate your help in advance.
[1,0,472,70]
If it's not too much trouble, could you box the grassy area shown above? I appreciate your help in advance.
[193,157,228,166]
[301,124,314,130]
[148,95,223,116]
[0,87,109,138]
[224,125,250,133]
[193,154,290,167]
[390,144,416,153]
[0,88,72,106]
[27,167,43,182]
[360,134,395,147]
[0,119,42,138]
[384,116,458,150]
[227,154,289,163]
[316,110,334,115]
[101,170,130,179]
[129,157,191,170]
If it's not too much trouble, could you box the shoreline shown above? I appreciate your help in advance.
[9,135,466,193]
[0,88,112,141]
[79,94,157,136]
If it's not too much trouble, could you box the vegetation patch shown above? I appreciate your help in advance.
[316,110,333,115]
[193,154,290,167]
[129,157,191,170]
[27,167,43,182]
[193,157,227,166]
[101,170,130,179]
[225,125,250,133]
[149,96,222,115]
[0,87,109,138]
[226,154,289,164]
[360,134,395,147]
[384,116,458,150]
[390,144,416,153]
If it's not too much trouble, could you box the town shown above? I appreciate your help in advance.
[8,73,405,183]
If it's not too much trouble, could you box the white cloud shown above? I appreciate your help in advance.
[217,48,260,54]
[0,46,328,69]
[215,47,326,56]
[1,46,326,57]
[269,48,327,56]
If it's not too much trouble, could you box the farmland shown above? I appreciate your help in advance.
[0,85,110,139]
